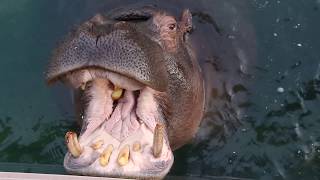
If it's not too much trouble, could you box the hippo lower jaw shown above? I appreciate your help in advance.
[62,68,174,179]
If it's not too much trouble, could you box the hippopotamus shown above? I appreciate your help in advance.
[46,5,205,179]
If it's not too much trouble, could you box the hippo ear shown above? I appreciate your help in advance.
[180,9,193,33]
[107,5,157,21]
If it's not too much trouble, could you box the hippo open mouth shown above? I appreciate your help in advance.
[46,5,204,179]
[60,68,173,178]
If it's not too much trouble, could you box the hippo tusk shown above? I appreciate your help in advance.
[153,123,164,158]
[65,131,82,158]
[111,86,123,100]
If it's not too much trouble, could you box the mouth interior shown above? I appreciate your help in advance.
[62,68,173,178]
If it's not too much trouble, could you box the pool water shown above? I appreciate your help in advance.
[0,0,319,179]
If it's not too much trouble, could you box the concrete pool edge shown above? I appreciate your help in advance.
[0,172,126,180]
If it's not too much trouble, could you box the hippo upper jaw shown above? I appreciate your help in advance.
[46,14,169,92]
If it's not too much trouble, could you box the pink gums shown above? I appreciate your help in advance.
[104,91,140,141]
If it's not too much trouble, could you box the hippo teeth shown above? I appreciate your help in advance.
[132,141,141,152]
[99,144,114,167]
[117,145,130,166]
[111,86,123,100]
[80,82,86,90]
[153,123,164,158]
[90,139,104,150]
[65,131,82,158]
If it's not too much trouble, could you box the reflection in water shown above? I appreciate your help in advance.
[0,117,75,164]
[0,0,319,179]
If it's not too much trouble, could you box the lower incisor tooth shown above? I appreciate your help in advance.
[153,124,164,158]
[99,144,113,167]
[117,145,130,166]
[91,139,104,150]
[132,141,141,152]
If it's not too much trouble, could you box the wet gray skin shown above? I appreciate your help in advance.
[46,5,204,179]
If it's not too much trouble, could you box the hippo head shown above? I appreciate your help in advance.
[46,5,204,179]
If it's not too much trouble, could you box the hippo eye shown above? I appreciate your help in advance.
[168,23,176,31]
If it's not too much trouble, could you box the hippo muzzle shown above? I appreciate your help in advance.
[46,6,204,179]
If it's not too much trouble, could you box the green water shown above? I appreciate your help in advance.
[0,0,319,179]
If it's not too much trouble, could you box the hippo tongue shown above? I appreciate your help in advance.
[104,90,140,141]
[79,78,142,142]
